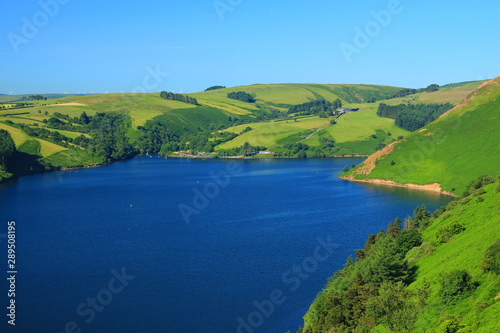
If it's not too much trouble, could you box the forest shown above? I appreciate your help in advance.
[377,103,454,132]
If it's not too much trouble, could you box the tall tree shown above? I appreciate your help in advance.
[0,129,16,168]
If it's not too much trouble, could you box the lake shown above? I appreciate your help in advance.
[0,157,452,333]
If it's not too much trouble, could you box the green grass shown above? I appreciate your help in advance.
[191,83,403,107]
[43,149,105,167]
[327,107,409,143]
[217,108,409,154]
[410,182,500,332]
[349,78,500,194]
[217,116,331,149]
[0,122,30,147]
[0,122,67,157]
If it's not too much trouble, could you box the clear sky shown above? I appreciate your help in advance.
[1,0,499,94]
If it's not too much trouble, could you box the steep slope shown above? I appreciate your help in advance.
[300,177,500,333]
[342,77,500,195]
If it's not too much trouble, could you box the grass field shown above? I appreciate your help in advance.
[325,107,409,143]
[217,116,331,149]
[348,78,500,194]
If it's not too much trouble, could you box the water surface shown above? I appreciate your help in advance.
[0,157,452,332]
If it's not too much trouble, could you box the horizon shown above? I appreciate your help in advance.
[0,78,493,96]
[1,0,499,94]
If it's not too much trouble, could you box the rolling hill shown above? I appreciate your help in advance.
[342,77,500,195]
[0,80,490,181]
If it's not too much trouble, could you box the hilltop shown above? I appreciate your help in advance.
[342,77,500,195]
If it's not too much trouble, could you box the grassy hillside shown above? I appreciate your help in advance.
[299,177,500,333]
[409,181,500,332]
[343,77,500,194]
[0,80,488,180]
[191,83,404,107]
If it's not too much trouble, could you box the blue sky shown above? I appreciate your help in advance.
[1,0,499,94]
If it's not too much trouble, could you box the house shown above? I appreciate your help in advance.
[336,107,360,112]
[258,151,276,154]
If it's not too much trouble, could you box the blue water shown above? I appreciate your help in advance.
[0,157,452,333]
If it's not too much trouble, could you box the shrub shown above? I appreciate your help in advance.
[439,270,477,305]
[436,222,465,243]
[479,239,500,274]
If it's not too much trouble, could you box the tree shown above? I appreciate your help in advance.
[80,111,90,125]
[0,129,16,169]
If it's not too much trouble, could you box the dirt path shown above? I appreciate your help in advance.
[300,127,327,142]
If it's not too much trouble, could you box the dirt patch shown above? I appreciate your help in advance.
[340,177,457,197]
[495,292,500,300]
[49,102,86,106]
[348,142,396,176]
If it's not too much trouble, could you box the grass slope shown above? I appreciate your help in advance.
[345,77,500,194]
[409,182,500,332]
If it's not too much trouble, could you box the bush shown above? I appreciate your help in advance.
[405,241,435,266]
[439,270,477,305]
[436,222,465,243]
[479,239,500,274]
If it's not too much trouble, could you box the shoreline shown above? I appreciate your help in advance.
[0,154,368,185]
[339,175,458,197]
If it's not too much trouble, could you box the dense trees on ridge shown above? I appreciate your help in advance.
[227,91,255,103]
[160,91,200,105]
[205,86,226,91]
[385,84,441,100]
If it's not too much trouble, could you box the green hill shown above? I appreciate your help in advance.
[342,77,500,195]
[0,81,490,181]
[299,176,500,333]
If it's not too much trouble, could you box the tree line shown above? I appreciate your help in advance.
[377,102,454,132]
[287,99,342,117]
[160,91,200,106]
[205,86,226,91]
[385,84,440,100]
